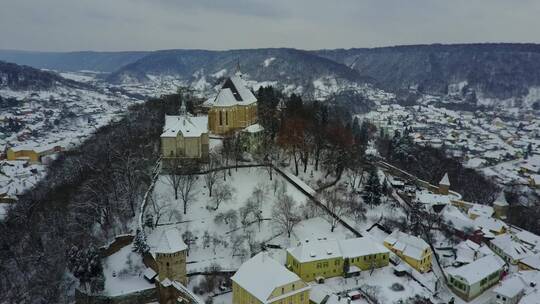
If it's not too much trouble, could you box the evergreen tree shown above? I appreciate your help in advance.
[67,245,104,293]
[132,229,150,254]
[363,168,382,206]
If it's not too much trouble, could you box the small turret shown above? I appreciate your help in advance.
[439,173,450,195]
[179,96,187,116]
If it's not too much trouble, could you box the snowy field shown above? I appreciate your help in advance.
[147,166,355,273]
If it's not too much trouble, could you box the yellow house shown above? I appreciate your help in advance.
[231,252,310,304]
[161,100,209,163]
[518,254,540,271]
[384,230,432,273]
[205,74,258,135]
[286,237,390,282]
[6,144,62,163]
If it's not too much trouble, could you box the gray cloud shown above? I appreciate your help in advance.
[0,0,539,51]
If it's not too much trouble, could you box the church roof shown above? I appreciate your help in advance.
[161,115,208,138]
[207,75,257,107]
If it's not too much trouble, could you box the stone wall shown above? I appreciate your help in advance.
[99,234,134,258]
[75,287,157,304]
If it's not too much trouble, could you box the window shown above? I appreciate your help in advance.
[219,111,223,126]
[225,111,229,125]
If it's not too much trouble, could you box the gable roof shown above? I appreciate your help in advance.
[439,173,450,186]
[384,230,430,260]
[231,252,304,303]
[206,75,257,107]
[161,115,208,138]
[287,240,341,263]
[149,228,187,256]
[490,234,532,261]
[339,237,390,258]
[447,254,504,285]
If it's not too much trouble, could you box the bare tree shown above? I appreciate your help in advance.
[211,183,234,211]
[165,158,182,200]
[178,174,197,214]
[203,153,220,197]
[319,188,349,232]
[272,194,300,238]
[149,192,171,227]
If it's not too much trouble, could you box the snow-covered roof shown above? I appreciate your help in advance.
[161,115,208,138]
[243,123,264,134]
[231,252,306,303]
[442,205,476,232]
[493,192,509,207]
[439,173,450,186]
[446,254,504,285]
[384,230,430,260]
[519,254,540,270]
[467,204,494,218]
[415,191,451,205]
[160,278,204,304]
[338,237,390,258]
[206,75,257,107]
[150,228,187,255]
[490,234,532,261]
[493,274,526,298]
[287,237,389,263]
[473,215,507,233]
[287,239,341,263]
[514,229,540,248]
[494,271,540,301]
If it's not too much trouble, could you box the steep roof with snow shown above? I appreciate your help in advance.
[161,115,208,138]
[149,228,187,256]
[231,252,306,303]
[439,173,450,186]
[206,75,257,107]
[493,191,508,207]
[384,230,430,260]
[447,254,504,285]
[467,204,494,218]
[490,234,532,261]
[473,215,507,233]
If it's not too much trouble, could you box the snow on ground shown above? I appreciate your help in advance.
[263,57,276,67]
[0,203,11,220]
[101,244,154,296]
[314,267,432,304]
[148,166,353,273]
[0,160,46,197]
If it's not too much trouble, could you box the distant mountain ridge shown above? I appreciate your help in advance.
[0,50,149,73]
[3,43,540,104]
[313,43,540,100]
[0,60,89,91]
[105,48,370,86]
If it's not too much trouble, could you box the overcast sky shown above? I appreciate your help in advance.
[1,0,539,52]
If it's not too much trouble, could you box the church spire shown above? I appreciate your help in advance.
[180,95,186,116]
[235,58,243,78]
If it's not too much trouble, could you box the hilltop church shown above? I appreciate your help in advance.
[204,72,258,135]
[160,99,209,162]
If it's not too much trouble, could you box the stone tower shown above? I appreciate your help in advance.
[152,228,188,285]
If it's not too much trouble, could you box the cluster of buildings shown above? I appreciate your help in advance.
[0,84,137,210]
[160,72,261,164]
[232,232,431,304]
[360,102,540,191]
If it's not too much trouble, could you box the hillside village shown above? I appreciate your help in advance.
[0,79,141,213]
[55,69,540,304]
[360,100,540,194]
